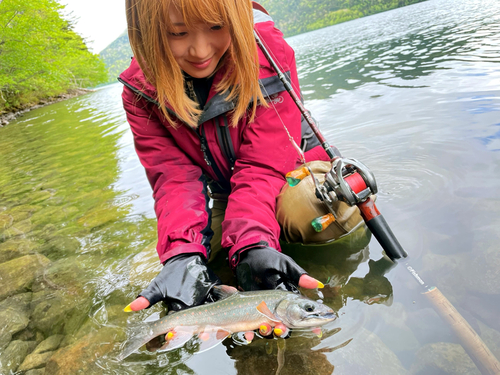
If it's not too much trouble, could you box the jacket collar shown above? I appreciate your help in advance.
[118,56,288,126]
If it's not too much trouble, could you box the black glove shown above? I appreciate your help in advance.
[139,254,221,312]
[233,246,306,292]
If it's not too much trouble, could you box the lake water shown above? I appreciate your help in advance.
[1,0,499,373]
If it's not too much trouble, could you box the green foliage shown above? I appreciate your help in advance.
[0,0,108,113]
[99,31,133,84]
[255,0,428,36]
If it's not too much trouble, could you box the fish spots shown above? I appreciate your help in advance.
[199,332,210,341]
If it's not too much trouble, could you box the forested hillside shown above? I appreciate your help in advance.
[0,0,108,114]
[100,32,133,85]
[255,0,427,36]
[100,0,427,83]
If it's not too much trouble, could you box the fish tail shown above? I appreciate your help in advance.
[117,321,158,361]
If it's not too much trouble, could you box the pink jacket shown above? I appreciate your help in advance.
[119,9,329,266]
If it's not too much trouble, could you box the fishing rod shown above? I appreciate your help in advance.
[253,29,500,375]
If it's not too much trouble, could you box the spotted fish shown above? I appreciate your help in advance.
[118,286,336,360]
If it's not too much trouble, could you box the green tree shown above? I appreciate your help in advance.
[99,31,133,84]
[0,0,108,113]
[255,0,427,36]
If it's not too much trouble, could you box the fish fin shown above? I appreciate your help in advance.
[195,327,231,354]
[117,321,157,361]
[158,327,196,352]
[256,301,281,322]
[211,285,238,300]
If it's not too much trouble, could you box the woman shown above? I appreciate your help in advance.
[120,0,343,314]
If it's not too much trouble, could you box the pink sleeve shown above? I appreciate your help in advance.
[122,87,211,264]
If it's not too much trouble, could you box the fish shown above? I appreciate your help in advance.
[118,285,336,360]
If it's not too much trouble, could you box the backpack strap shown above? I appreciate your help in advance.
[216,116,236,170]
[252,1,269,15]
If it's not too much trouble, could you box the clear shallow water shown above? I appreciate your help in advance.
[1,0,499,373]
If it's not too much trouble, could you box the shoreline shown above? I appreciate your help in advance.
[0,88,94,127]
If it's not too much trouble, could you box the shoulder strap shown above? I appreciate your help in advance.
[252,1,269,14]
[216,116,236,170]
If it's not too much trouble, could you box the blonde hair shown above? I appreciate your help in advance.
[126,0,266,128]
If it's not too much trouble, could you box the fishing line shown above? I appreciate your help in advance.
[254,28,312,165]
[259,78,306,165]
[254,29,304,101]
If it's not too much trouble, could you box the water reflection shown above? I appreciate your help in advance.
[224,332,340,375]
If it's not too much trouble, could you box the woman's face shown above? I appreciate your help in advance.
[167,5,232,78]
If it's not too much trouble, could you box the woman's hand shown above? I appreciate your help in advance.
[124,253,221,312]
[233,246,324,292]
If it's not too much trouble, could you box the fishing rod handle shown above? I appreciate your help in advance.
[358,198,408,261]
[425,287,500,375]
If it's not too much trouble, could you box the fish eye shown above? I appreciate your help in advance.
[304,303,315,312]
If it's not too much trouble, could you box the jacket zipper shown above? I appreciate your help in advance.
[197,125,230,191]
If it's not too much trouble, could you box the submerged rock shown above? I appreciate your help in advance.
[410,342,481,375]
[38,235,81,261]
[32,256,89,295]
[18,351,55,372]
[33,334,65,354]
[30,289,91,337]
[0,254,50,300]
[0,238,38,263]
[2,205,39,222]
[45,327,125,375]
[1,218,33,241]
[0,331,12,352]
[29,257,95,337]
[0,340,36,373]
[0,292,32,337]
[0,213,13,230]
[25,369,46,375]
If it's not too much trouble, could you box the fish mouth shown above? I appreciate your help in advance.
[306,312,337,321]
